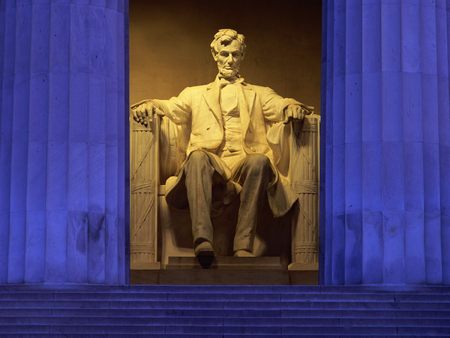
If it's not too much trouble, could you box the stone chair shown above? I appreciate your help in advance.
[129,112,320,273]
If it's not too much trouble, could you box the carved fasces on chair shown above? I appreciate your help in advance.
[289,114,320,270]
[129,116,159,269]
[130,114,188,269]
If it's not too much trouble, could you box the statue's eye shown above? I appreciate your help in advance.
[220,52,229,57]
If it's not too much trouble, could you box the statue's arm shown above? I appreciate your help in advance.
[260,86,313,123]
[130,87,192,127]
[264,90,303,175]
[153,87,192,125]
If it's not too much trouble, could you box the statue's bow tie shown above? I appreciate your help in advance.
[218,77,245,87]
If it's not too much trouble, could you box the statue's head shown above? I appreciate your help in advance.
[210,29,246,80]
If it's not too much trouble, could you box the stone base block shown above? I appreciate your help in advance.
[130,256,318,285]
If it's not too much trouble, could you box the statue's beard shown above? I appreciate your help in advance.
[219,66,239,79]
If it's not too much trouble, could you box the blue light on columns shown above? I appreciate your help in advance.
[321,0,450,285]
[0,0,129,284]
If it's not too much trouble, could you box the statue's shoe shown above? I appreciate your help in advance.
[234,249,256,257]
[194,241,215,256]
[194,241,215,268]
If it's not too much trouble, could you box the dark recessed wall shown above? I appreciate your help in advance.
[129,0,321,112]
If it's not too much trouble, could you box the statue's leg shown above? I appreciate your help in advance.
[184,150,215,247]
[233,154,273,254]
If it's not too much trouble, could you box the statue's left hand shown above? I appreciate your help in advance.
[284,104,314,122]
[284,104,314,137]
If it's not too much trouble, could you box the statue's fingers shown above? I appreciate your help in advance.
[302,105,314,114]
[141,109,148,119]
[140,104,149,116]
[141,103,149,115]
[286,106,294,118]
[154,106,164,116]
[301,108,308,119]
[291,106,301,120]
[134,110,142,122]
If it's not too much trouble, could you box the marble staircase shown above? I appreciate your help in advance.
[0,285,449,336]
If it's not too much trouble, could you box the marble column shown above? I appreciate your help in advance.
[0,0,128,284]
[321,0,450,284]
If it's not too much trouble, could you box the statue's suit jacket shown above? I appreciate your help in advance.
[154,79,299,217]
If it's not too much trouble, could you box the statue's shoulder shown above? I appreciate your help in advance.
[243,83,275,94]
[181,83,211,93]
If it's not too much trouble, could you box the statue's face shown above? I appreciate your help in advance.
[214,39,244,79]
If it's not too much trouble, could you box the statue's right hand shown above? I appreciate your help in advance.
[131,100,159,127]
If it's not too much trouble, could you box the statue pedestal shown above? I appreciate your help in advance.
[288,263,319,285]
[131,256,289,285]
[130,257,319,284]
[166,256,284,270]
[161,256,289,285]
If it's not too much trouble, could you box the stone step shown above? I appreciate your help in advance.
[2,285,450,293]
[1,285,449,336]
[2,291,450,301]
[0,324,449,336]
[0,316,449,326]
[1,308,449,318]
[0,335,444,338]
[0,299,449,310]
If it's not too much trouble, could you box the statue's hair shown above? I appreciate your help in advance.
[210,29,246,55]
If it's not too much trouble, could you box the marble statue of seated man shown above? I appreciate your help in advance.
[132,28,312,263]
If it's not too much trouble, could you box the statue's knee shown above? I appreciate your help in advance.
[186,150,210,169]
[245,154,271,171]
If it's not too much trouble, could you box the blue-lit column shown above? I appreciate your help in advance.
[321,0,450,285]
[0,0,128,284]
